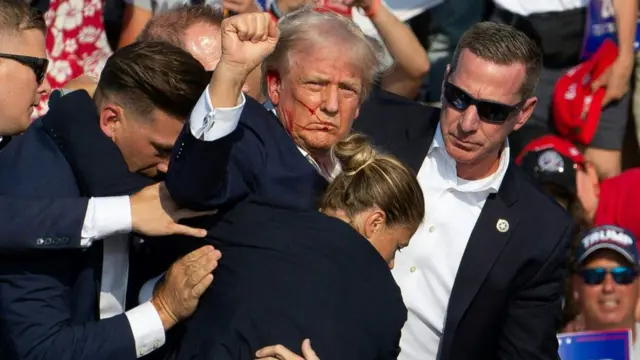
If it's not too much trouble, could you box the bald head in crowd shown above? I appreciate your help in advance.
[137,5,264,102]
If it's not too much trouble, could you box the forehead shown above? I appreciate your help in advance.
[184,22,221,71]
[143,109,184,146]
[582,249,632,268]
[450,49,526,104]
[289,46,361,83]
[0,29,46,58]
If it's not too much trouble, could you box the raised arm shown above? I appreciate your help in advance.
[165,12,279,210]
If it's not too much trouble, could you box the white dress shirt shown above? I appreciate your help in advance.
[494,0,587,16]
[391,124,510,359]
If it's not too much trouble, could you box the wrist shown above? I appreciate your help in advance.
[209,60,246,108]
[151,295,178,331]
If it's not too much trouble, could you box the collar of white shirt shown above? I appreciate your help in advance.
[428,123,510,193]
[265,101,341,181]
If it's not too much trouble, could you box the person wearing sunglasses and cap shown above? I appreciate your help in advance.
[570,225,640,357]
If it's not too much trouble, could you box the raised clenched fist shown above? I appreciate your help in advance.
[219,12,280,78]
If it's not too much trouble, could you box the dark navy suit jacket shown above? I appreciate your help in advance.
[165,95,328,211]
[45,92,408,360]
[0,91,140,360]
[48,88,573,360]
[0,130,88,251]
[166,201,406,360]
[354,89,574,360]
[0,195,87,250]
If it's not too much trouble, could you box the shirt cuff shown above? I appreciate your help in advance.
[138,273,165,305]
[80,196,132,247]
[126,301,166,358]
[189,85,245,141]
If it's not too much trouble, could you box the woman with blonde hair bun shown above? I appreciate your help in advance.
[321,132,425,268]
[168,133,425,360]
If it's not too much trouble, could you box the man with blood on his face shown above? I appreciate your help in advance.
[165,6,386,213]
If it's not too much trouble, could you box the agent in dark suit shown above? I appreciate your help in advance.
[0,42,218,360]
[164,133,423,360]
[0,0,207,252]
[356,23,574,360]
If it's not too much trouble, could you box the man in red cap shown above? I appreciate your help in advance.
[517,134,640,244]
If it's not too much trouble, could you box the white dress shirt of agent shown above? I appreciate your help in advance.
[570,225,640,359]
[0,36,223,360]
[0,0,212,250]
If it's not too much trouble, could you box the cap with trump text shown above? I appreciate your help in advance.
[576,225,639,266]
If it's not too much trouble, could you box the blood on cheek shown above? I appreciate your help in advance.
[267,70,330,134]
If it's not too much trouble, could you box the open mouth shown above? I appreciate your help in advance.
[599,299,620,310]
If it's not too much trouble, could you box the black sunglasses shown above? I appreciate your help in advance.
[578,266,638,285]
[443,81,525,124]
[0,53,48,85]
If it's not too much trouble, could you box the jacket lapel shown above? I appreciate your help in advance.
[439,164,521,359]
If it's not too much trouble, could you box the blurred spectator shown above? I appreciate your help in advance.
[492,0,637,179]
[592,168,640,245]
[410,0,485,104]
[516,134,640,243]
[516,134,592,230]
[564,225,640,354]
[118,0,260,48]
[32,0,112,118]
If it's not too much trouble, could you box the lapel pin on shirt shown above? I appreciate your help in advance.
[496,219,509,233]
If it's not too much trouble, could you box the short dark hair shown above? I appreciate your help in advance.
[95,41,210,120]
[137,4,223,48]
[451,21,543,98]
[0,0,46,35]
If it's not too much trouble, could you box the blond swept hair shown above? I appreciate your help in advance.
[321,133,424,229]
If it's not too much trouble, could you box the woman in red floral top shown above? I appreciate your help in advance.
[32,0,112,118]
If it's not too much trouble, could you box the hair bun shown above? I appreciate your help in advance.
[334,133,377,176]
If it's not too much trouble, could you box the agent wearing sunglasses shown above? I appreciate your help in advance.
[571,225,640,353]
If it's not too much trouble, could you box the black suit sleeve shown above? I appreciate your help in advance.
[0,196,88,250]
[0,251,138,360]
[166,114,266,211]
[496,222,574,360]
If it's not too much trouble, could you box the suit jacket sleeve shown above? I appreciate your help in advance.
[0,196,87,250]
[0,251,137,360]
[496,222,573,360]
[166,94,266,211]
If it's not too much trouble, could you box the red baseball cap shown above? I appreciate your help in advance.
[552,39,618,146]
[516,134,585,196]
[594,168,640,248]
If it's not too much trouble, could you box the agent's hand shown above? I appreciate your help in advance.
[130,182,217,238]
[151,245,222,330]
[255,339,319,360]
